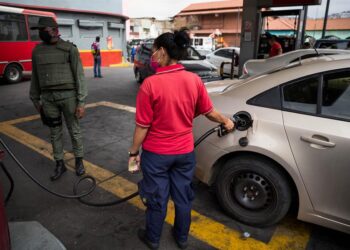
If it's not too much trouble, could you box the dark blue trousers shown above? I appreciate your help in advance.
[138,150,196,244]
[94,56,101,77]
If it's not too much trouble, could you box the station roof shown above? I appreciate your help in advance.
[176,0,243,16]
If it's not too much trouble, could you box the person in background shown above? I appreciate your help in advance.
[131,45,137,63]
[128,31,234,249]
[126,41,132,61]
[91,36,102,78]
[30,17,87,181]
[267,34,283,57]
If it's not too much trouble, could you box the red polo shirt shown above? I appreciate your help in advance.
[136,64,213,155]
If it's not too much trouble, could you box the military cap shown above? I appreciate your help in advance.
[30,17,58,30]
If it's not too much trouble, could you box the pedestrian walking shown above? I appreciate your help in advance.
[29,17,87,181]
[128,30,234,249]
[91,36,102,78]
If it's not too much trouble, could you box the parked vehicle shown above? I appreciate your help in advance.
[194,54,350,234]
[241,49,350,79]
[314,39,350,50]
[0,5,56,83]
[133,41,220,83]
[196,49,212,57]
[206,47,240,76]
[190,36,214,51]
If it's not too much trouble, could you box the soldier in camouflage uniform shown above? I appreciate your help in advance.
[30,17,87,181]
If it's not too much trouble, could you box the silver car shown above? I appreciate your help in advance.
[194,54,350,234]
[241,49,350,79]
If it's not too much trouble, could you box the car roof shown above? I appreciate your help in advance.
[223,54,350,96]
[243,49,350,77]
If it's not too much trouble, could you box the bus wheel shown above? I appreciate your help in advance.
[4,64,23,84]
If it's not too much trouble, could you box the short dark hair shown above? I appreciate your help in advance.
[96,36,100,42]
[153,31,190,61]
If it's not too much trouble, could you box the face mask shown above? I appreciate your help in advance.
[39,30,52,44]
[150,49,161,71]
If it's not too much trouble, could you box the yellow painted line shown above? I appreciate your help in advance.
[0,125,114,182]
[0,102,311,249]
[110,63,132,68]
[2,114,40,126]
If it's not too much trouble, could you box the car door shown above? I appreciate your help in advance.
[282,70,350,222]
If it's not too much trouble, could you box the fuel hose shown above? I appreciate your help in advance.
[0,125,228,207]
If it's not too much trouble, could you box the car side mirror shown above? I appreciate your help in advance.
[200,55,206,60]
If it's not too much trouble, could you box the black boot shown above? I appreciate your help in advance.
[75,157,85,176]
[51,160,67,181]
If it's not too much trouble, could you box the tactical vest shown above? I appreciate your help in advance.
[34,40,76,90]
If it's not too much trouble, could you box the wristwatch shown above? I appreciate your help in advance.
[128,151,139,157]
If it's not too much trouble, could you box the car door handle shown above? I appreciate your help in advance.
[300,135,336,148]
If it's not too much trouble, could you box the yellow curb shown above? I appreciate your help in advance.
[110,63,132,68]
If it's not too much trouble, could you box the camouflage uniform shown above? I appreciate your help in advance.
[30,39,87,160]
[29,17,87,179]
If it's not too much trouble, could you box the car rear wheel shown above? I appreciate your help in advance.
[4,64,23,84]
[216,156,292,227]
[135,69,143,83]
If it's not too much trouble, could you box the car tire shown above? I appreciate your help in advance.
[4,64,23,84]
[135,69,143,83]
[216,155,292,227]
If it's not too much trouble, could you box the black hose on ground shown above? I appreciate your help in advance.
[0,125,225,207]
[0,137,96,200]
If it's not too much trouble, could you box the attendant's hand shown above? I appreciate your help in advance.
[223,118,235,132]
[75,106,85,119]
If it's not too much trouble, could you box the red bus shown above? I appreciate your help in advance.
[0,5,56,83]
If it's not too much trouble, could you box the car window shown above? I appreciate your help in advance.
[322,71,350,120]
[317,41,349,50]
[214,49,227,58]
[247,86,281,110]
[283,77,319,114]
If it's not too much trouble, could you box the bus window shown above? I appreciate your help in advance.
[28,15,42,41]
[0,12,27,41]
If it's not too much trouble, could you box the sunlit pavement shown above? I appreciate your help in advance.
[1,68,349,250]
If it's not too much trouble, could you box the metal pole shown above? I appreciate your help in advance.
[321,0,331,38]
[300,5,308,47]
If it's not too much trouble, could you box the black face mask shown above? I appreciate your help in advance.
[39,30,52,44]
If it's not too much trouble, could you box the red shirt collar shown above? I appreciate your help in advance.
[156,64,185,75]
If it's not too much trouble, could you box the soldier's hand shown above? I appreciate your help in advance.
[75,107,85,119]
